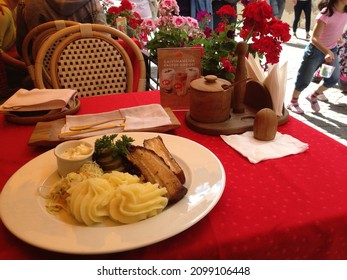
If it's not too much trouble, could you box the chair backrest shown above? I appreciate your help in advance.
[21,20,79,87]
[35,24,146,97]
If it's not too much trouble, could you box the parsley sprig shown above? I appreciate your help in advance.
[94,134,134,158]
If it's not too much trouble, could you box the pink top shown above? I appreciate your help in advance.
[316,9,347,49]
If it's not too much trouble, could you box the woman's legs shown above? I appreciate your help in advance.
[303,1,312,38]
[270,0,286,19]
[293,2,303,34]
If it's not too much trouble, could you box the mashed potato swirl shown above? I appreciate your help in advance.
[109,182,168,224]
[67,177,114,226]
[48,165,169,226]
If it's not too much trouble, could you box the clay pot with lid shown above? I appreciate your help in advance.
[189,75,232,123]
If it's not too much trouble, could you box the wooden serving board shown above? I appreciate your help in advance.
[185,106,289,136]
[28,108,181,147]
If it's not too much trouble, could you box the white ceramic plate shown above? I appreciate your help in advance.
[0,132,225,254]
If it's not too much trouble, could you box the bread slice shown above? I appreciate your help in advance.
[126,146,187,204]
[143,135,186,184]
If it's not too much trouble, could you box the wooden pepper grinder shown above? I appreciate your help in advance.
[232,41,248,114]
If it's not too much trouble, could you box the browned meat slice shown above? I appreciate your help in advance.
[126,146,187,203]
[143,135,186,184]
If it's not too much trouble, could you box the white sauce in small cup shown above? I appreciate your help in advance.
[60,143,93,160]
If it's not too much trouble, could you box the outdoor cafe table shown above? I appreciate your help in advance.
[1,90,347,260]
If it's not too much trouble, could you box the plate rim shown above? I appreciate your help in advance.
[0,132,225,254]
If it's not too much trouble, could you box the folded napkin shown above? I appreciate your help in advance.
[0,88,76,112]
[60,104,172,139]
[245,54,287,116]
[119,105,171,130]
[221,131,308,164]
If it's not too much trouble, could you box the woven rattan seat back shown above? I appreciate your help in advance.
[35,24,146,97]
[22,20,79,87]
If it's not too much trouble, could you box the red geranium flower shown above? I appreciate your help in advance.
[216,5,237,19]
[120,0,133,11]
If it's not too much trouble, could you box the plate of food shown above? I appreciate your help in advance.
[0,132,225,254]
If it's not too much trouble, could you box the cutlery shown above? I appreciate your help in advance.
[69,117,125,131]
[58,123,125,138]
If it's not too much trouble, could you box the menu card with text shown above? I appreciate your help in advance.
[158,47,201,110]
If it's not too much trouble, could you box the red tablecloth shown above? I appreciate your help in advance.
[1,91,347,260]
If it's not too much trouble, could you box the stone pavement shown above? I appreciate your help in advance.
[281,28,347,146]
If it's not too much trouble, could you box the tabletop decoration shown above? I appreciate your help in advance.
[138,0,291,83]
[245,53,288,116]
[100,0,143,36]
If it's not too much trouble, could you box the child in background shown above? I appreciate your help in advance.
[287,0,347,114]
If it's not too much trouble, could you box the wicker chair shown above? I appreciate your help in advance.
[34,24,146,97]
[21,20,79,87]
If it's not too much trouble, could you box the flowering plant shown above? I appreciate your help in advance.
[138,0,291,82]
[138,0,205,58]
[100,0,143,35]
[192,2,291,81]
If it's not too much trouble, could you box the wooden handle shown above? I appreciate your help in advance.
[232,41,248,114]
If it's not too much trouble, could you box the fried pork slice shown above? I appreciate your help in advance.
[143,136,186,184]
[126,146,187,204]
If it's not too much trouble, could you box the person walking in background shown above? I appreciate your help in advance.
[176,0,191,16]
[269,0,286,19]
[287,0,347,114]
[177,0,213,28]
[192,0,213,27]
[292,0,312,39]
[16,0,107,56]
[337,28,347,92]
[131,0,158,20]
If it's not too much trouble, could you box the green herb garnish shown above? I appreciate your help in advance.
[94,134,134,158]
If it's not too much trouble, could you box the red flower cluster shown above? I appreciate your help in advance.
[221,57,236,74]
[192,1,291,81]
[108,0,132,14]
[216,5,237,19]
[107,0,143,30]
[240,1,291,64]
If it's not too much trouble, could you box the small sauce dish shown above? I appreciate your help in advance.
[54,140,94,177]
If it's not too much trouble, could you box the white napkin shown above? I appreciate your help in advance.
[61,104,172,139]
[221,131,308,164]
[0,88,76,111]
[119,104,171,130]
